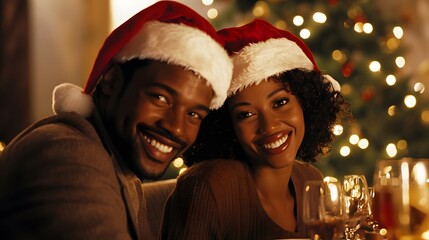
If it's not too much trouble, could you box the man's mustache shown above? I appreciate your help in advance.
[136,123,187,148]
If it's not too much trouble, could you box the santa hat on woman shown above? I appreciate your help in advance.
[217,19,340,96]
[52,0,233,117]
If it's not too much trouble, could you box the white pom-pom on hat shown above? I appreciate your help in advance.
[52,83,94,118]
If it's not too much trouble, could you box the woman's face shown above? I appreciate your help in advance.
[227,78,305,168]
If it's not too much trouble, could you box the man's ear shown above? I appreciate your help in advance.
[99,63,125,97]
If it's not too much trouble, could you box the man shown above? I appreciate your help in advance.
[0,1,232,239]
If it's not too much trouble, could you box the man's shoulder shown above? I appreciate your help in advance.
[0,112,108,166]
[7,112,100,148]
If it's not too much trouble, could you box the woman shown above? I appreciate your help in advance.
[161,19,351,239]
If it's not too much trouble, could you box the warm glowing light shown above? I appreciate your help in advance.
[422,110,429,123]
[421,230,429,239]
[332,50,344,62]
[354,22,364,33]
[178,167,187,175]
[328,182,340,202]
[275,20,287,29]
[386,74,396,86]
[341,84,352,95]
[363,23,373,33]
[293,15,304,26]
[412,162,428,185]
[369,61,381,72]
[0,141,5,152]
[173,157,184,168]
[313,12,327,23]
[397,140,407,150]
[349,134,359,145]
[393,26,404,39]
[387,37,400,50]
[414,82,425,94]
[253,1,269,17]
[207,8,218,19]
[109,0,158,30]
[404,95,417,108]
[300,29,311,39]
[396,56,406,68]
[333,124,344,135]
[379,228,388,236]
[386,143,397,158]
[340,146,351,156]
[358,139,369,149]
[388,105,396,116]
[202,0,214,5]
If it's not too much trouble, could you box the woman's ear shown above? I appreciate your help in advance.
[99,63,125,97]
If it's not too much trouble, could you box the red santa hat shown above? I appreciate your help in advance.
[52,0,232,117]
[217,19,340,96]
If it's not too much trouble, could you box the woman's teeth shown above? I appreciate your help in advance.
[143,135,173,153]
[262,135,288,149]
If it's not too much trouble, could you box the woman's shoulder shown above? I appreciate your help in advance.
[177,159,251,189]
[184,159,248,178]
[292,160,323,180]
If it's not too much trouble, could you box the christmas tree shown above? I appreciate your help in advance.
[209,0,429,183]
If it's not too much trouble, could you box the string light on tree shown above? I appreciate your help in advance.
[386,143,398,158]
[385,74,396,86]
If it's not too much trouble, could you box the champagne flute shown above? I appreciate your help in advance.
[342,175,371,239]
[303,178,345,240]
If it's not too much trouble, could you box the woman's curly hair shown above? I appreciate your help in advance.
[184,69,351,166]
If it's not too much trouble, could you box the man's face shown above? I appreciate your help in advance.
[107,60,214,179]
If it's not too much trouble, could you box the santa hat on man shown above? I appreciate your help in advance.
[217,19,340,96]
[52,0,233,118]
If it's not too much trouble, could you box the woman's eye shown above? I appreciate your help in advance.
[237,111,253,120]
[273,98,289,108]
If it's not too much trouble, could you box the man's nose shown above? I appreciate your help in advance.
[160,106,187,138]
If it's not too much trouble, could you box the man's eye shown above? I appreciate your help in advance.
[156,95,168,103]
[273,98,288,108]
[189,112,203,120]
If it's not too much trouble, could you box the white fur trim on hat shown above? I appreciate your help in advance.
[52,83,94,118]
[115,21,232,110]
[324,74,341,92]
[228,38,314,96]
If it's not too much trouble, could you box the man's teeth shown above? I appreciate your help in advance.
[263,135,288,149]
[143,136,173,153]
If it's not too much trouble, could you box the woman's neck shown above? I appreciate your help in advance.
[252,164,297,231]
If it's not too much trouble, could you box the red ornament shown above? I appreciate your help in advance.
[328,0,339,6]
[361,88,375,102]
[342,62,353,78]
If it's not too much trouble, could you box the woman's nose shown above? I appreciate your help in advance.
[258,112,281,135]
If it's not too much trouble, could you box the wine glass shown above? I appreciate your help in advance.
[303,178,346,240]
[342,175,371,239]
